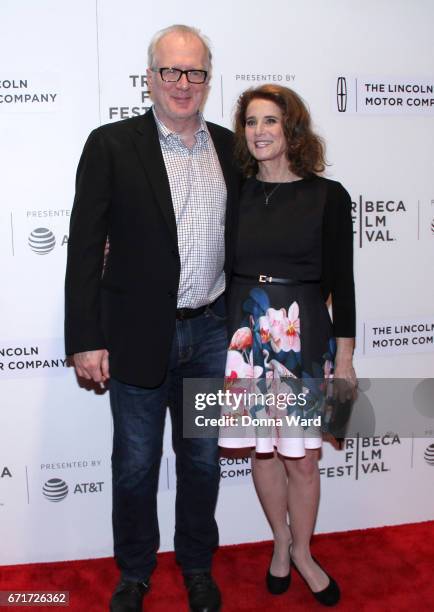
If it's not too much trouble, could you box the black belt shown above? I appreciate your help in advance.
[233,273,320,286]
[176,295,223,321]
[176,305,207,320]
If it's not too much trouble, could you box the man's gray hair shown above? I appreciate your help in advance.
[147,24,212,70]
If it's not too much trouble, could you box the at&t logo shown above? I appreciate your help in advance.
[42,478,104,501]
[43,478,68,502]
[73,482,104,493]
[28,228,55,254]
[424,444,434,466]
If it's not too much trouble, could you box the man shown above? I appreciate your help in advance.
[65,24,238,612]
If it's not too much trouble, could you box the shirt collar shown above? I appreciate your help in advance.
[152,106,209,144]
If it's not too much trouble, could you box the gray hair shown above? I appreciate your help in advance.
[147,24,212,71]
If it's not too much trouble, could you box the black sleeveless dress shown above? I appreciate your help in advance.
[219,175,355,457]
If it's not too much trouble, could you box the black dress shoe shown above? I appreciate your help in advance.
[109,580,150,612]
[266,567,291,594]
[184,572,221,612]
[292,556,340,606]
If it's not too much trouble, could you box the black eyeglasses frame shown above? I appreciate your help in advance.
[152,67,208,84]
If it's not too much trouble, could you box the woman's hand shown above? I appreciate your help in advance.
[333,337,357,401]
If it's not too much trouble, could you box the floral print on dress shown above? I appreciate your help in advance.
[223,287,336,427]
[259,302,301,353]
[225,288,302,381]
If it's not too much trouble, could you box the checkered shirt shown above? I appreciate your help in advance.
[153,107,227,308]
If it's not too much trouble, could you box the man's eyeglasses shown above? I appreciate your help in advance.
[152,67,208,84]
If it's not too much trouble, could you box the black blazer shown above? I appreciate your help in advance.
[65,110,239,387]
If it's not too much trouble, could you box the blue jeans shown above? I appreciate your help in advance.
[109,296,227,581]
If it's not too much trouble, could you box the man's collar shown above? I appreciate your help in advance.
[152,106,208,141]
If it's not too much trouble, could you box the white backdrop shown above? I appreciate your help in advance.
[0,0,433,565]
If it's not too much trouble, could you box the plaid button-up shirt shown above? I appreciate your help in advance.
[153,107,227,308]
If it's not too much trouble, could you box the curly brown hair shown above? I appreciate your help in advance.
[234,84,326,178]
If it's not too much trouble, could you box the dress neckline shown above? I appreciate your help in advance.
[253,175,312,186]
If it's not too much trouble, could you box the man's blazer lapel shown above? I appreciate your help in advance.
[130,111,178,246]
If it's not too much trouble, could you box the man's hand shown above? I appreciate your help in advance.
[73,349,110,385]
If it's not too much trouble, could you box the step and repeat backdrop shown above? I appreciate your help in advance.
[1,0,433,564]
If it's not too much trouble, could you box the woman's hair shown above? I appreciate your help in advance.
[233,84,326,178]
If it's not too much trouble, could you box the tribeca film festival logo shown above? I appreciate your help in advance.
[108,75,151,120]
[0,76,60,113]
[424,444,434,466]
[319,434,401,480]
[335,76,434,114]
[351,195,407,248]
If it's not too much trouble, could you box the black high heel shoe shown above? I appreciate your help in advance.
[266,549,291,595]
[266,568,291,595]
[291,555,340,606]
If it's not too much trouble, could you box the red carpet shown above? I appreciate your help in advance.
[1,521,433,611]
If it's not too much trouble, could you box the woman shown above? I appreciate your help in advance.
[219,85,356,606]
